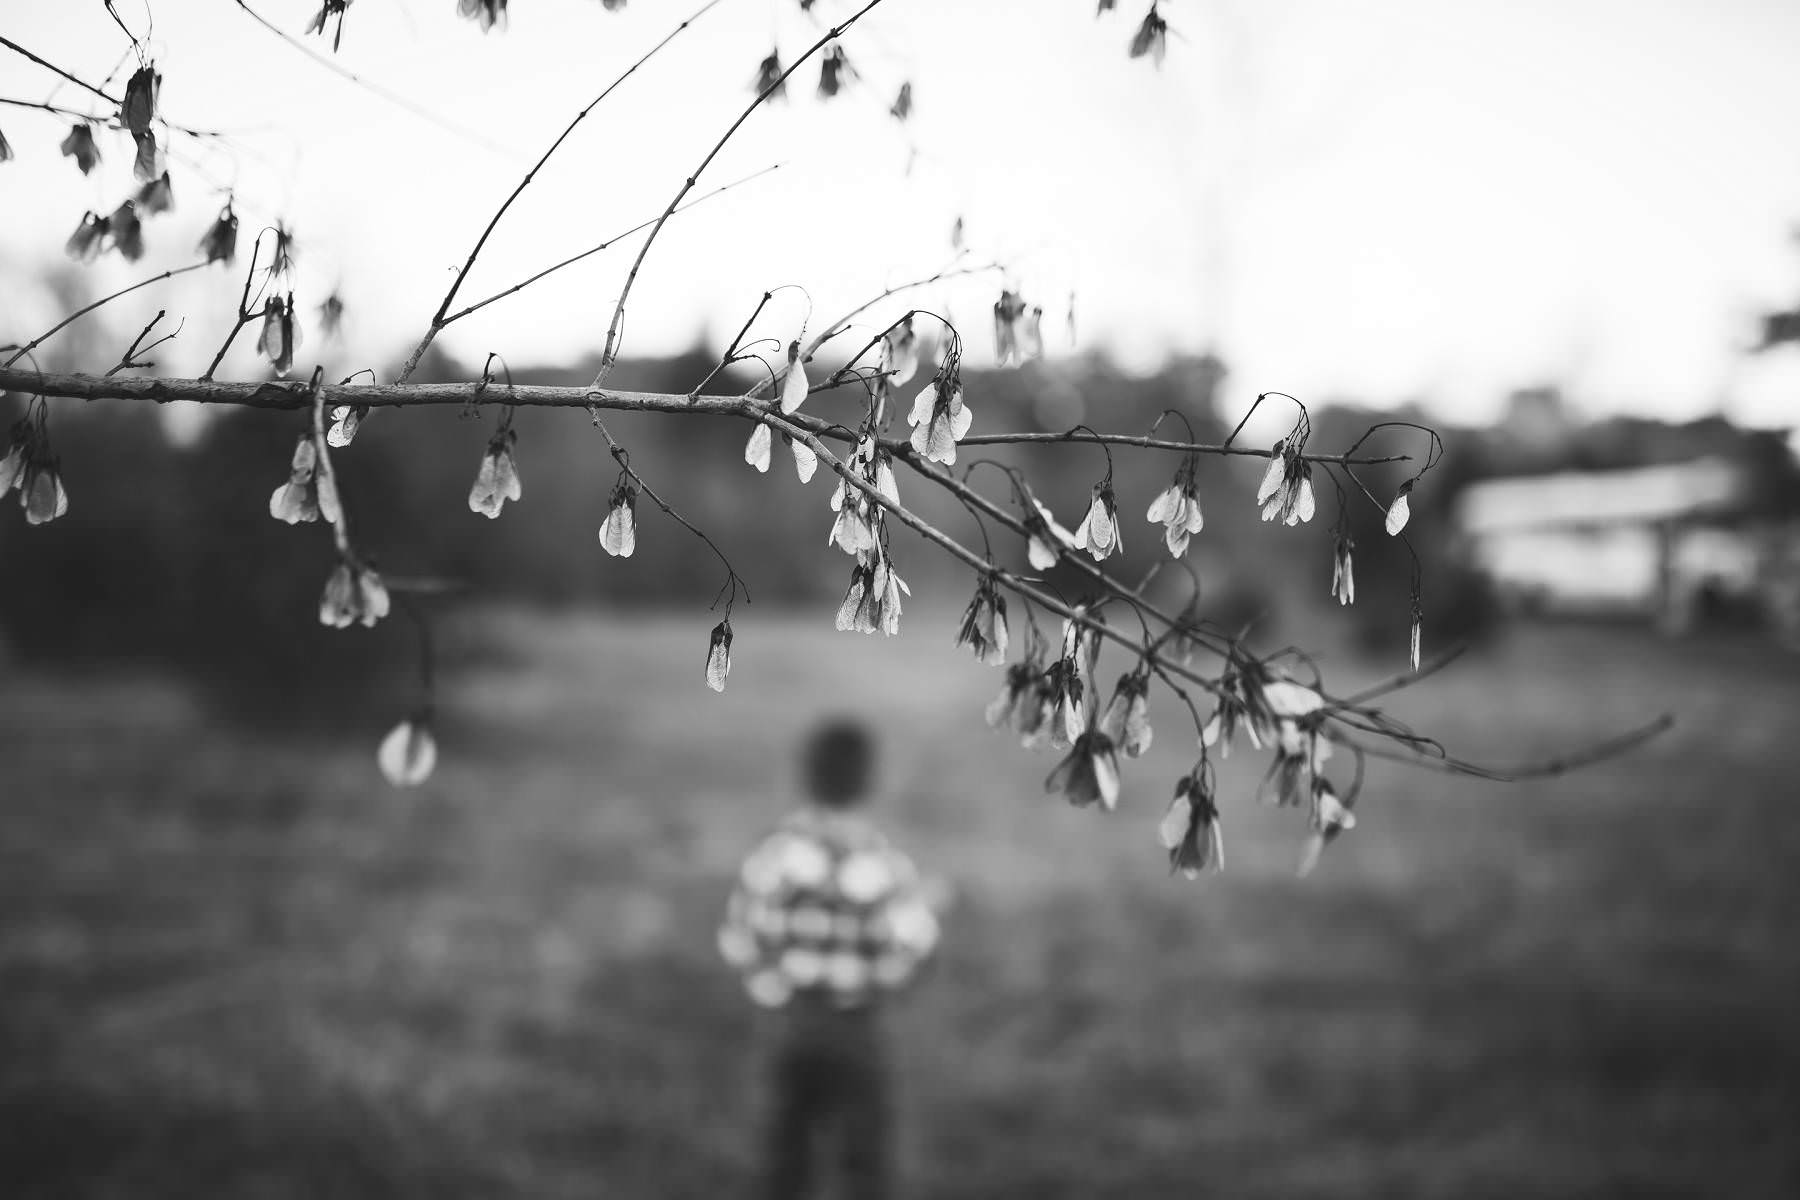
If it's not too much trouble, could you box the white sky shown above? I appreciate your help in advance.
[4,0,1800,428]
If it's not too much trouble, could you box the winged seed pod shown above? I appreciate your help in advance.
[20,457,70,525]
[1200,673,1256,758]
[1298,777,1357,877]
[327,405,366,448]
[1046,730,1122,811]
[317,293,346,340]
[1017,305,1045,360]
[59,124,100,175]
[107,202,145,262]
[319,559,390,628]
[199,203,239,265]
[1410,601,1424,672]
[1023,496,1076,569]
[65,211,109,263]
[131,130,163,184]
[827,491,877,556]
[378,715,438,787]
[1331,535,1355,605]
[882,318,920,388]
[836,556,908,636]
[1257,709,1332,810]
[1,421,71,526]
[1386,479,1415,536]
[458,0,507,32]
[779,341,809,414]
[268,222,298,278]
[744,422,772,473]
[135,171,174,216]
[268,433,340,525]
[468,428,522,518]
[1073,482,1123,560]
[753,49,785,99]
[993,290,1036,366]
[1146,457,1204,556]
[872,448,900,506]
[307,1,352,51]
[121,65,161,137]
[259,294,301,377]
[868,558,909,636]
[835,563,871,632]
[786,433,817,483]
[0,428,26,499]
[954,576,1009,666]
[1255,440,1316,526]
[907,368,972,466]
[705,619,733,692]
[987,656,1048,737]
[1044,657,1086,748]
[1159,772,1223,878]
[818,44,855,98]
[1129,4,1169,66]
[599,479,638,557]
[0,126,12,163]
[1099,671,1153,757]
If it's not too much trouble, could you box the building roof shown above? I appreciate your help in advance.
[1457,457,1749,535]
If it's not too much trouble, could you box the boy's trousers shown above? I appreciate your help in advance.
[761,998,890,1200]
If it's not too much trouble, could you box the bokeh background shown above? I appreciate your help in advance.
[4,1,1800,1197]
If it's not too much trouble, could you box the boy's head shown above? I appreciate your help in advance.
[803,718,877,809]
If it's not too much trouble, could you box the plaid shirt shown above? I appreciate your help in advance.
[718,808,940,1010]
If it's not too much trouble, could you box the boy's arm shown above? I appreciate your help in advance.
[866,847,943,988]
[717,832,791,971]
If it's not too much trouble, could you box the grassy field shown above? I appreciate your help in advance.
[1,609,1796,1199]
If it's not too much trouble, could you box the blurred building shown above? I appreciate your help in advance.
[1457,456,1800,640]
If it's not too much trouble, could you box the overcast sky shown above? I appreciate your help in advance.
[4,0,1800,428]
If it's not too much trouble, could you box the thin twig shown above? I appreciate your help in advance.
[689,290,778,399]
[0,95,110,120]
[202,233,272,381]
[105,310,183,376]
[593,0,894,390]
[4,263,208,369]
[229,0,516,161]
[395,0,728,384]
[441,0,723,322]
[0,35,117,103]
[956,428,1411,467]
[443,163,783,326]
[1332,714,1676,783]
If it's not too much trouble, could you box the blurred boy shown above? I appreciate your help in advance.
[718,719,944,1200]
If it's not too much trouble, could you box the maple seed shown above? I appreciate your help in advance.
[469,429,522,519]
[600,480,638,557]
[199,203,240,265]
[457,0,508,32]
[65,211,109,264]
[378,716,438,787]
[705,620,733,692]
[59,124,101,175]
[753,49,785,99]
